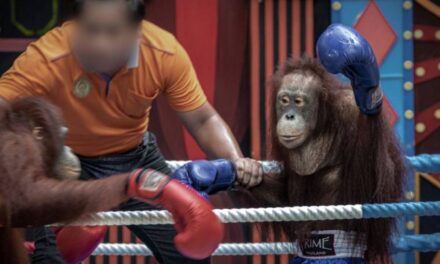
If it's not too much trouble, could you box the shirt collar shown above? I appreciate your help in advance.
[127,40,140,69]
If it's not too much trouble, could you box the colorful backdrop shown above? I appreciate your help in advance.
[0,1,439,264]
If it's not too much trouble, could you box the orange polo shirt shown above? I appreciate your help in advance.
[0,21,207,156]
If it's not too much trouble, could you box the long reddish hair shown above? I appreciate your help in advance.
[244,57,405,262]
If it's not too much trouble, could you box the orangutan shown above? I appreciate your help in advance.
[0,98,131,227]
[0,97,130,263]
[247,56,405,262]
[0,97,224,263]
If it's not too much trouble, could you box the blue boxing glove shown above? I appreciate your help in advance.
[172,160,236,197]
[316,23,383,115]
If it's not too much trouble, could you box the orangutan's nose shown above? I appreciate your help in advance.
[285,113,295,120]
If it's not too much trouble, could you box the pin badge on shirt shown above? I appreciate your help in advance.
[73,77,92,98]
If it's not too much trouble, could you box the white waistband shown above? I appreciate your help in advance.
[296,230,367,259]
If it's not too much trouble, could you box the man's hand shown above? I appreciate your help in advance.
[233,158,263,188]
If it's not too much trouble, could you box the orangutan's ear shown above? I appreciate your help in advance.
[32,127,44,141]
[10,98,64,143]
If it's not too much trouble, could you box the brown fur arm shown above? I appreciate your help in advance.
[334,85,388,121]
[333,87,360,122]
[9,175,129,227]
[246,173,287,207]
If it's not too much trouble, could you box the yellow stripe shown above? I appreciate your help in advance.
[416,0,440,18]
[10,0,59,37]
[419,173,440,189]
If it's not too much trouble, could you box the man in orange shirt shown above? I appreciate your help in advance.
[0,0,263,263]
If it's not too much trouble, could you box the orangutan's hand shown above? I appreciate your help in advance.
[233,158,263,188]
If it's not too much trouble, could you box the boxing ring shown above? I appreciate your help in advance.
[91,233,440,257]
[57,154,440,258]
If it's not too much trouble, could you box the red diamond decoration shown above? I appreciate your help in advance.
[354,1,399,125]
[354,1,397,65]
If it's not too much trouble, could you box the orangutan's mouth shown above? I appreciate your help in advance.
[280,134,302,142]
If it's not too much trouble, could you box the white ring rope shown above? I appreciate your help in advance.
[49,160,439,227]
[93,232,440,256]
[55,205,362,226]
[167,160,282,174]
[93,243,296,256]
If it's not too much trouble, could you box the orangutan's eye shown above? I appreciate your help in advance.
[280,95,290,106]
[32,127,44,141]
[294,97,305,107]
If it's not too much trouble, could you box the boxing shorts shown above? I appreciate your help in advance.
[290,230,367,264]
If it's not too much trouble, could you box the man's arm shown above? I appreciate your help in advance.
[163,41,263,188]
[177,102,242,159]
[177,103,263,188]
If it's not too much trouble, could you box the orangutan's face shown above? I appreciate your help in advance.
[32,126,81,180]
[275,72,320,149]
[53,127,81,180]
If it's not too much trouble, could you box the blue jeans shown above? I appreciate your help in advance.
[30,133,210,264]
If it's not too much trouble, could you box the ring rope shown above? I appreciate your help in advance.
[167,160,278,174]
[393,233,440,253]
[54,201,440,226]
[93,242,294,256]
[166,154,440,174]
[92,233,440,256]
[405,154,440,173]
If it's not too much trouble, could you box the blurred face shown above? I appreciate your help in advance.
[72,0,140,73]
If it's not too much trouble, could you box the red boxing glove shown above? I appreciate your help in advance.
[56,226,108,264]
[23,241,36,253]
[127,169,224,259]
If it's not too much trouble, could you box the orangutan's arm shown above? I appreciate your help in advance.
[246,173,286,207]
[334,87,360,120]
[9,175,130,227]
